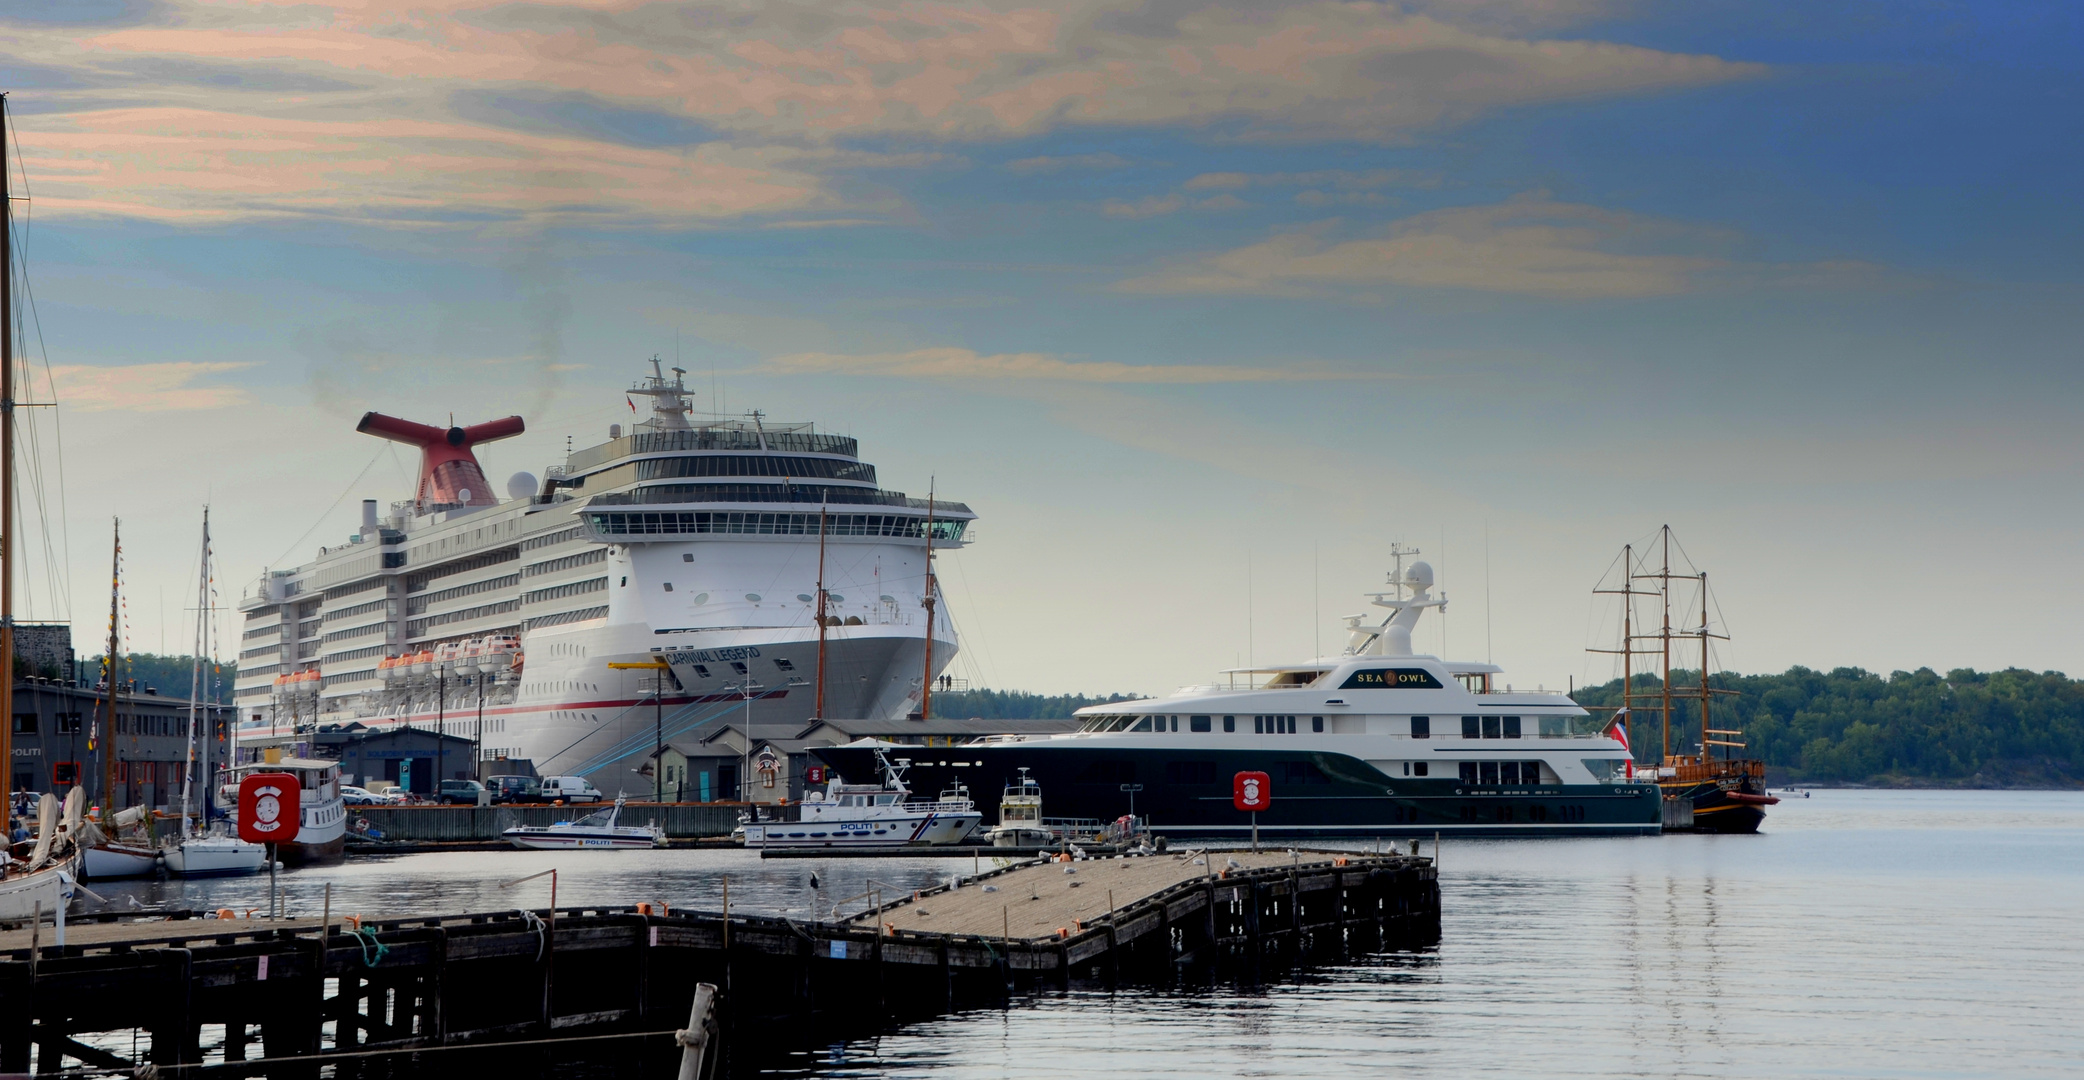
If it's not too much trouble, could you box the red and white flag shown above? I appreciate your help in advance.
[627,395,637,413]
[1608,710,1635,778]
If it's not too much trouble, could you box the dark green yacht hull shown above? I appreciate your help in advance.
[813,744,1663,839]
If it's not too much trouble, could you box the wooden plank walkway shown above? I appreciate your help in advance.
[0,850,1438,1077]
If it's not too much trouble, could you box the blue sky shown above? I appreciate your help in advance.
[3,0,2079,694]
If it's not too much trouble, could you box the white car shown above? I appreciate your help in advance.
[537,776,604,803]
[341,785,383,806]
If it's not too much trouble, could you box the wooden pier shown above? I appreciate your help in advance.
[0,849,1437,1077]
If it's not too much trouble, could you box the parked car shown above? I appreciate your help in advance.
[486,775,543,804]
[438,779,488,806]
[341,785,382,806]
[537,776,604,803]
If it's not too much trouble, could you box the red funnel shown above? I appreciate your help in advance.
[357,412,525,511]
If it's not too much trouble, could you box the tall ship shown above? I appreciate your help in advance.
[818,549,1663,838]
[1589,527,1776,833]
[233,361,974,793]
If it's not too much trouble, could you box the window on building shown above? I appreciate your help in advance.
[1462,716,1479,739]
[1190,715,1211,732]
[1502,716,1522,739]
[1482,716,1501,739]
[11,714,35,735]
[1411,716,1430,739]
[52,761,79,786]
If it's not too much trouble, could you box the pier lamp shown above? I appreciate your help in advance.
[609,659,672,803]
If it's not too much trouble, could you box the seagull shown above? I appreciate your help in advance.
[1226,858,1243,870]
[983,885,999,893]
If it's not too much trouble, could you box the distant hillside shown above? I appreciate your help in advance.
[929,689,1146,720]
[82,653,239,704]
[1572,666,2083,788]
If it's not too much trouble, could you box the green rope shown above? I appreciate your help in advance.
[349,926,389,967]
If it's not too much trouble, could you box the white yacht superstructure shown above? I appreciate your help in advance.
[233,362,975,794]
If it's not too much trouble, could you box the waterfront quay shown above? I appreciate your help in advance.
[0,849,1438,1076]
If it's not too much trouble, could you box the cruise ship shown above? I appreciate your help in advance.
[234,361,974,793]
[818,552,1663,838]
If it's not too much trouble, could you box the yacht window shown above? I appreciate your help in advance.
[1223,716,1236,733]
[1312,716,1323,733]
[1413,762,1428,777]
[1479,761,1499,785]
[1172,716,1181,732]
[1131,717,1152,733]
[1459,762,1478,784]
[1411,716,1430,739]
[1524,761,1543,783]
[1482,716,1501,739]
[1539,715,1567,738]
[1253,716,1263,734]
[1402,762,1410,776]
[1502,716,1522,739]
[1500,761,1521,785]
[1462,716,1480,739]
[1111,716,1138,733]
[1190,715,1211,732]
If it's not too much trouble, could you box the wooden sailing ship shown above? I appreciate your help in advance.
[1591,526,1778,833]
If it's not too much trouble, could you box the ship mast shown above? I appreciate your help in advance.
[1660,527,1673,760]
[180,510,209,837]
[102,522,121,815]
[0,93,14,824]
[918,482,937,722]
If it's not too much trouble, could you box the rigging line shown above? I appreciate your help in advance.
[14,226,74,621]
[946,550,1003,691]
[269,445,389,569]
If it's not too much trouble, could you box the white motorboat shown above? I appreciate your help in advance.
[164,828,268,878]
[742,750,981,848]
[503,796,664,850]
[218,757,347,864]
[985,768,1054,847]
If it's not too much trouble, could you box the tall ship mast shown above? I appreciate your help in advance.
[1589,527,1777,833]
[232,359,976,798]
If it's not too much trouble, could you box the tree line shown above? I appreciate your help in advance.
[1570,666,2082,787]
[77,653,240,704]
[929,688,1145,720]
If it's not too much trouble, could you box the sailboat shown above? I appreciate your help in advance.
[1590,527,1779,834]
[163,508,266,878]
[0,93,83,921]
[80,519,161,879]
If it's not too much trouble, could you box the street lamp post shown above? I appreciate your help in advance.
[1119,783,1144,825]
[608,658,673,803]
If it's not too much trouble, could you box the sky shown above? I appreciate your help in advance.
[1,0,2079,698]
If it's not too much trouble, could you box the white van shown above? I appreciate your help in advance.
[538,776,604,803]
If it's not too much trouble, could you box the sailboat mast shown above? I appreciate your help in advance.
[1699,571,1714,761]
[918,483,937,722]
[1660,526,1673,762]
[0,93,15,823]
[180,511,207,836]
[102,522,121,813]
[1620,543,1632,752]
[814,507,828,720]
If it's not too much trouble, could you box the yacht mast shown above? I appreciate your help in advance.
[0,93,15,822]
[102,522,121,814]
[180,510,208,837]
[1660,526,1674,760]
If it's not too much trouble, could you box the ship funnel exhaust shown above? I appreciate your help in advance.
[360,499,379,540]
[356,411,525,514]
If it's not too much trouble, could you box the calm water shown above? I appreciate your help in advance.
[91,791,2084,1078]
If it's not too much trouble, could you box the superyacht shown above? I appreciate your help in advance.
[233,361,974,793]
[818,551,1662,838]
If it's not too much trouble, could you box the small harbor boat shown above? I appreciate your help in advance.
[1,792,83,921]
[742,750,981,848]
[985,768,1053,847]
[82,808,162,880]
[166,508,269,879]
[503,796,664,850]
[164,829,269,877]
